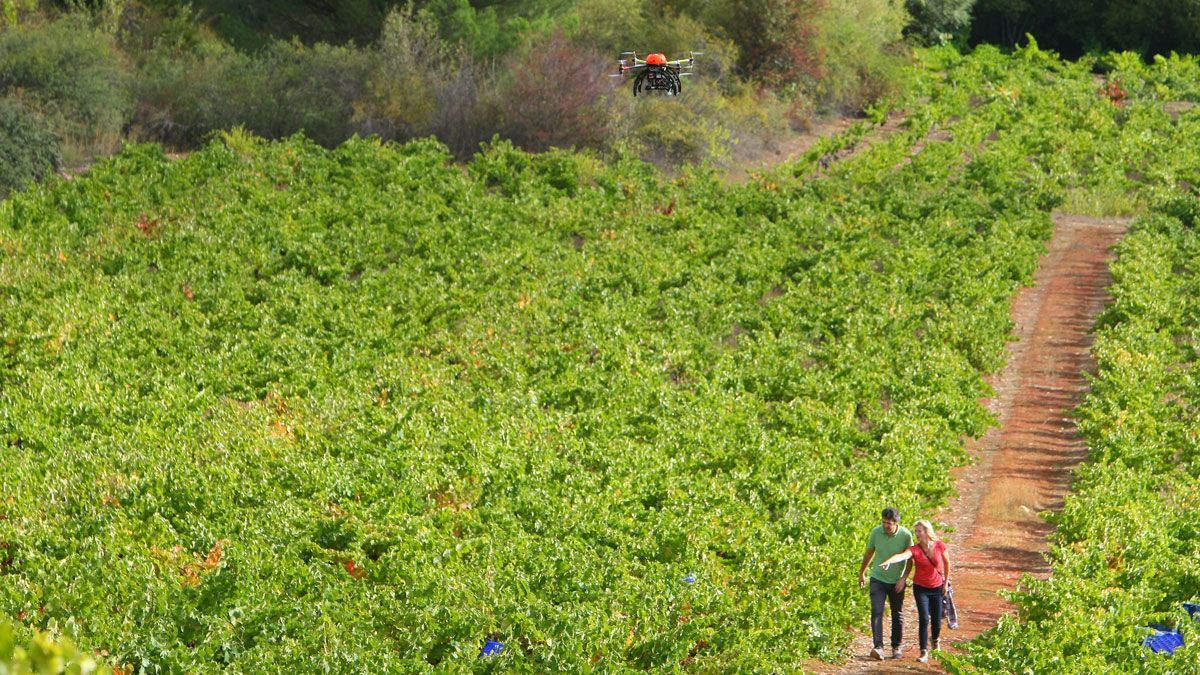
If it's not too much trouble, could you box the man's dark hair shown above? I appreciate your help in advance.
[881,507,900,522]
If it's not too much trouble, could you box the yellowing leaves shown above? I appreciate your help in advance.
[135,213,161,237]
[431,489,473,512]
[150,539,229,588]
[44,322,73,353]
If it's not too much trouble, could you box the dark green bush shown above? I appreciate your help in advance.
[154,0,389,49]
[0,96,60,196]
[0,14,130,162]
[130,41,247,147]
[133,38,370,149]
[248,40,370,147]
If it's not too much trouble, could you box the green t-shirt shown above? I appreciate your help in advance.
[867,525,914,584]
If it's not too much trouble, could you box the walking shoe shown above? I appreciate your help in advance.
[932,639,941,651]
[870,647,885,660]
[892,647,904,659]
[918,649,929,663]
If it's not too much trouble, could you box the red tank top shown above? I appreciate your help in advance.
[910,541,946,588]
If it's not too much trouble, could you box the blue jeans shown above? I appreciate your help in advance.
[913,583,945,650]
[869,578,905,649]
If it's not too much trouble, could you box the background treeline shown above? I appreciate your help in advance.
[2,0,1199,198]
[971,0,1200,58]
[1,0,974,195]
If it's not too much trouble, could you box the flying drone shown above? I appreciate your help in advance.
[614,51,700,96]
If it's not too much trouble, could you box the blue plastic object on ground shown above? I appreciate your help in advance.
[682,574,696,584]
[480,640,504,657]
[1184,602,1200,619]
[1143,629,1184,655]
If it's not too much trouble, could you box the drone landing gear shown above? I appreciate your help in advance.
[633,69,681,97]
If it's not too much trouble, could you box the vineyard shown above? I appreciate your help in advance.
[1,42,1199,671]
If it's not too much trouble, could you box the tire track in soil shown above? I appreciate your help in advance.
[808,214,1129,673]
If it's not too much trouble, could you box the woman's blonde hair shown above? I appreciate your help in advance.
[913,520,940,542]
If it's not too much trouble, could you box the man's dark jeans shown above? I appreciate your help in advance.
[869,578,905,649]
[913,583,945,650]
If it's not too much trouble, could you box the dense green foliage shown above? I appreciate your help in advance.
[0,36,1140,667]
[4,29,1200,671]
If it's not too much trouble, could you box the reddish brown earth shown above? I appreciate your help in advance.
[808,214,1130,673]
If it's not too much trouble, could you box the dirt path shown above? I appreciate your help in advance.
[810,214,1129,673]
[724,111,909,183]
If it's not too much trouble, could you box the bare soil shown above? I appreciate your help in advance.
[724,111,909,183]
[807,214,1129,673]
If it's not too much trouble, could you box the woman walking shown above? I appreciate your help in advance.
[880,520,950,663]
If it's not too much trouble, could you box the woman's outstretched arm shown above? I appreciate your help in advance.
[879,549,913,570]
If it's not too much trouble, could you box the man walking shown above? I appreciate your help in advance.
[858,507,914,660]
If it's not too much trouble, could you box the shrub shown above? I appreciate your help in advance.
[427,55,505,160]
[117,3,231,62]
[811,0,910,112]
[423,0,519,58]
[573,1,741,97]
[248,40,370,147]
[571,0,657,54]
[608,75,766,168]
[670,0,909,111]
[617,94,732,166]
[969,0,1200,57]
[129,40,248,148]
[668,0,825,85]
[352,6,449,143]
[0,96,60,196]
[133,36,370,149]
[0,13,131,163]
[904,0,976,44]
[169,0,388,49]
[495,31,614,153]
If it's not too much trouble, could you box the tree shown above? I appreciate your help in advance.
[905,0,977,43]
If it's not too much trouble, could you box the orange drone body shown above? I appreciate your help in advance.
[613,51,700,96]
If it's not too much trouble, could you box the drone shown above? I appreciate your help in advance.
[614,51,700,96]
